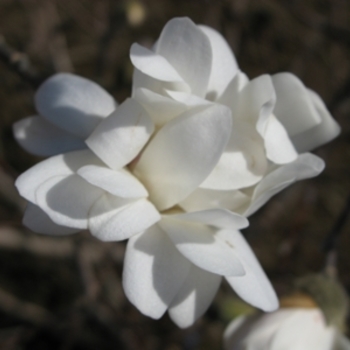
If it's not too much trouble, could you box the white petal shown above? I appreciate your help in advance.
[130,43,184,82]
[169,264,221,328]
[270,310,335,350]
[272,72,322,137]
[35,73,117,138]
[88,194,160,241]
[133,88,186,126]
[86,98,154,170]
[222,229,278,311]
[200,121,267,190]
[122,225,191,319]
[77,165,148,198]
[15,150,102,204]
[159,216,245,276]
[180,188,250,213]
[168,209,248,230]
[156,17,212,97]
[164,90,211,108]
[258,114,298,164]
[244,153,325,216]
[291,89,341,152]
[35,174,104,229]
[134,104,232,210]
[13,116,85,156]
[199,25,239,100]
[23,202,80,235]
[223,315,250,349]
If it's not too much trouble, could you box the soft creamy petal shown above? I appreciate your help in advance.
[13,116,85,157]
[15,150,103,204]
[122,225,191,319]
[35,73,116,138]
[222,230,278,311]
[86,98,154,170]
[130,43,184,82]
[200,121,267,190]
[134,104,232,210]
[199,25,239,100]
[35,174,104,229]
[169,209,248,230]
[291,89,341,152]
[180,188,250,213]
[244,153,325,216]
[23,202,80,235]
[159,216,245,276]
[272,72,322,137]
[156,17,212,97]
[165,90,212,108]
[169,264,221,328]
[88,194,160,241]
[77,165,148,198]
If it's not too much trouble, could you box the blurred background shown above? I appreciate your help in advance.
[0,0,350,349]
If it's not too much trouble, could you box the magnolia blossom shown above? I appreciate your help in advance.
[131,17,340,216]
[224,308,350,350]
[14,17,340,328]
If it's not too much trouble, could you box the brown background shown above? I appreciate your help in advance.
[0,0,350,349]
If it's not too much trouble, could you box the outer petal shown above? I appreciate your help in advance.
[272,73,322,137]
[168,264,221,328]
[130,43,184,82]
[244,153,325,216]
[156,17,212,97]
[134,104,232,210]
[200,122,267,190]
[86,98,154,170]
[169,209,248,230]
[159,216,245,276]
[122,225,191,319]
[180,188,250,213]
[15,150,103,204]
[13,116,85,156]
[77,165,148,198]
[23,202,80,235]
[35,174,104,229]
[35,73,117,138]
[291,89,341,152]
[88,194,160,241]
[199,25,238,100]
[222,230,278,311]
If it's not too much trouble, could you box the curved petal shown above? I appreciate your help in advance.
[77,165,148,198]
[168,209,248,230]
[13,116,85,156]
[35,73,117,138]
[159,216,245,276]
[200,121,267,190]
[122,225,191,319]
[86,98,154,170]
[180,188,250,213]
[130,43,184,82]
[199,25,238,100]
[222,229,278,311]
[88,194,160,241]
[244,153,325,216]
[35,174,104,229]
[291,89,341,152]
[272,73,322,137]
[134,88,186,126]
[23,202,80,235]
[134,104,232,210]
[164,90,211,108]
[15,150,103,204]
[169,264,221,328]
[156,17,212,97]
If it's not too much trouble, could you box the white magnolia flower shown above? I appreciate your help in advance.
[224,308,350,350]
[130,17,340,216]
[13,73,117,157]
